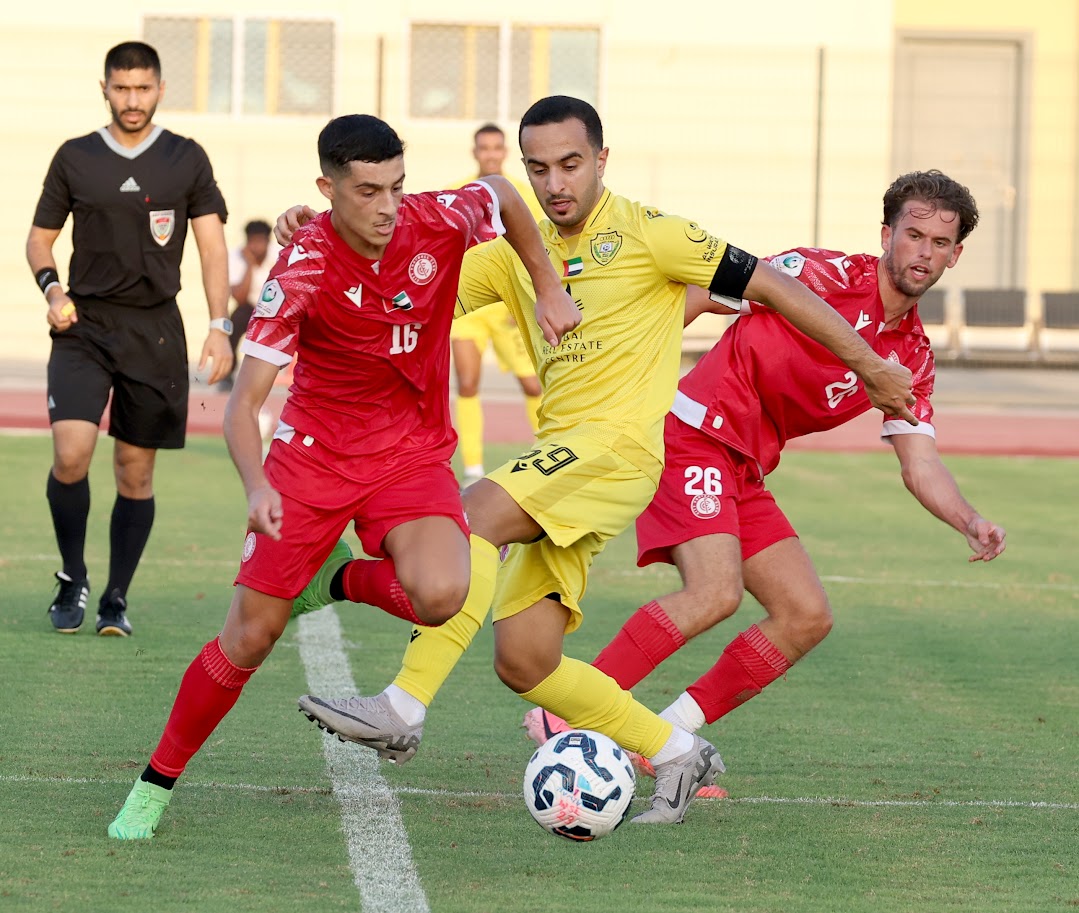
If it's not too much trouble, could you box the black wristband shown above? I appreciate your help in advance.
[35,267,60,295]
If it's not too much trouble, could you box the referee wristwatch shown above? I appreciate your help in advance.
[209,317,234,335]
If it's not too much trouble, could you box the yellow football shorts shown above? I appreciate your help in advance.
[450,302,535,378]
[487,435,660,633]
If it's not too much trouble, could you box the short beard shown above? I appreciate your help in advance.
[884,254,935,299]
[109,101,157,134]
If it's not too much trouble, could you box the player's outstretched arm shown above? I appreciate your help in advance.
[223,357,284,540]
[480,174,580,347]
[191,213,235,385]
[274,205,319,247]
[892,433,1007,562]
[745,263,918,425]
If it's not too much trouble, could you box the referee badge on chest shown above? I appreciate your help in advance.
[149,209,175,247]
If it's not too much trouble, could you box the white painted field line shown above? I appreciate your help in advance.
[296,607,430,913]
[605,565,1079,593]
[4,553,237,567]
[391,786,1079,811]
[7,553,1079,594]
[731,795,1079,810]
[3,772,1076,811]
[0,773,329,794]
[819,574,1078,592]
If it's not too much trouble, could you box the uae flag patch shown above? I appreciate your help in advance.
[562,257,584,278]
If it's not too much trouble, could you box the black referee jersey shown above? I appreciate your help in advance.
[33,125,228,308]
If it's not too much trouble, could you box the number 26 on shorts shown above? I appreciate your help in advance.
[683,465,722,497]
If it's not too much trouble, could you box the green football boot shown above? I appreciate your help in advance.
[107,779,172,839]
[291,539,354,618]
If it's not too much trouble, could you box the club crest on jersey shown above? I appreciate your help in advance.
[409,252,437,285]
[591,231,622,266]
[149,209,175,247]
[690,494,721,519]
[256,279,286,317]
[242,532,256,562]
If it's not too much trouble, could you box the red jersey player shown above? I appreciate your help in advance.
[524,171,1007,782]
[107,113,579,839]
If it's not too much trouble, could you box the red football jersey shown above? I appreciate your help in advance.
[675,248,936,475]
[242,183,502,465]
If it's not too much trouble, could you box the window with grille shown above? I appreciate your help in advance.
[144,15,334,116]
[410,23,600,121]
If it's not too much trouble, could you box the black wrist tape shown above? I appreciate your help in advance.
[35,267,60,294]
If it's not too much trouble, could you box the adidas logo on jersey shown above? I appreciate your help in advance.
[119,177,141,192]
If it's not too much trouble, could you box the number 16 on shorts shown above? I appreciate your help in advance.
[685,465,722,519]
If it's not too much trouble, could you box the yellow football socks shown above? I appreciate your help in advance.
[520,655,672,758]
[523,394,541,433]
[392,535,499,705]
[456,395,484,471]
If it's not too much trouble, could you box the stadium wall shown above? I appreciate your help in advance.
[2,1,1075,375]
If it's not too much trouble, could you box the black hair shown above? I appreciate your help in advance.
[104,42,161,79]
[318,115,405,179]
[474,122,504,143]
[518,96,603,151]
[883,170,979,243]
[244,220,272,238]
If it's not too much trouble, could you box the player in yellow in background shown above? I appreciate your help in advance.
[451,123,545,486]
[290,96,916,825]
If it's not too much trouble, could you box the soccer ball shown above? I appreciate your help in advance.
[523,729,636,841]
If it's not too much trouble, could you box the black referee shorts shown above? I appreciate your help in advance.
[47,297,189,449]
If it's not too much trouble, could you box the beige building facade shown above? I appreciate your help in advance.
[4,0,1077,371]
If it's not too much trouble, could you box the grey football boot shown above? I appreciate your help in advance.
[298,692,423,764]
[632,733,726,824]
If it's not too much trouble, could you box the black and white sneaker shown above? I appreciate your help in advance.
[48,572,89,633]
[96,589,133,637]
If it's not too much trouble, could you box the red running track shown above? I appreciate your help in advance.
[1,389,1076,458]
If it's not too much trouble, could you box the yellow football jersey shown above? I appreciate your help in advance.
[456,189,735,475]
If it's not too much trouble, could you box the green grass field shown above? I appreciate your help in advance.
[1,434,1076,913]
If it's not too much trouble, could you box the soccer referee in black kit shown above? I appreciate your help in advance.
[26,41,233,637]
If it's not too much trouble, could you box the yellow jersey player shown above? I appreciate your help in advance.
[290,97,916,825]
[451,123,546,486]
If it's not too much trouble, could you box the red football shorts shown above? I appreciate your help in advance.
[636,413,797,567]
[235,434,468,599]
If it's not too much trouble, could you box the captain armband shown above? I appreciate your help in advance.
[35,267,62,298]
[707,245,757,310]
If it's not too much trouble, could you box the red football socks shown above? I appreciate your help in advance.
[341,558,421,624]
[687,624,791,724]
[149,637,258,778]
[592,601,687,689]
